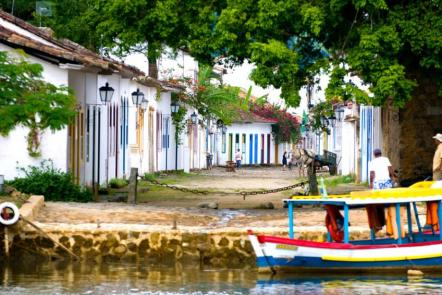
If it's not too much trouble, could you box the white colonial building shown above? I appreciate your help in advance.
[0,10,185,188]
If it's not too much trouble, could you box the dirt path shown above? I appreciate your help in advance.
[36,167,369,228]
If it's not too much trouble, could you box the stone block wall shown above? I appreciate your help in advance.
[4,228,372,267]
[384,76,442,183]
[399,79,442,181]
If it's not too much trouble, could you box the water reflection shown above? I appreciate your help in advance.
[1,260,442,294]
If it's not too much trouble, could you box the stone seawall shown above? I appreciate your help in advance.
[7,225,372,268]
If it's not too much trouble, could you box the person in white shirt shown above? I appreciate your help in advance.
[369,148,395,190]
[235,149,242,168]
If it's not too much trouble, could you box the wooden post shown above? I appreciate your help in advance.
[396,203,402,244]
[344,204,349,243]
[127,167,138,204]
[308,163,319,195]
[4,227,9,258]
[288,201,294,239]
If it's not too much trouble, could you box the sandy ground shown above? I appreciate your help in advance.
[36,167,371,229]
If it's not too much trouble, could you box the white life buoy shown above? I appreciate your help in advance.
[0,202,20,226]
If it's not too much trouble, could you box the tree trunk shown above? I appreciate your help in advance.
[148,55,158,79]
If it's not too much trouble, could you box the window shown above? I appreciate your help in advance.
[162,116,170,149]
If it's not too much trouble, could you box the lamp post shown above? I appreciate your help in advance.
[171,101,180,170]
[189,112,198,169]
[92,82,115,202]
[0,175,4,193]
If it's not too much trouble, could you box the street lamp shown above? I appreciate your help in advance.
[131,88,145,107]
[336,107,345,121]
[171,101,180,170]
[191,112,198,124]
[141,98,149,110]
[171,101,180,113]
[99,82,114,103]
[328,114,337,128]
[92,83,115,202]
[320,116,329,128]
[222,125,227,134]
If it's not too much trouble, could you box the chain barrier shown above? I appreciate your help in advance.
[142,177,307,200]
[143,178,211,195]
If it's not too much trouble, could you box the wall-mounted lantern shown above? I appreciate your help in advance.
[222,125,227,134]
[99,82,114,103]
[320,116,329,127]
[190,112,198,124]
[171,101,180,114]
[336,107,345,121]
[141,98,149,110]
[328,114,337,127]
[131,88,145,107]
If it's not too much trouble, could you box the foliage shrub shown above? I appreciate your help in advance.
[324,175,355,187]
[9,160,92,202]
[143,173,159,182]
[108,178,129,189]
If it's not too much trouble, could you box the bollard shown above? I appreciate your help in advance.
[127,167,138,204]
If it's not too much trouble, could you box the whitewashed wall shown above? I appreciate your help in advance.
[341,105,358,176]
[217,123,275,165]
[0,43,69,180]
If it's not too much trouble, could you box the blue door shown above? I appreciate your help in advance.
[360,106,373,182]
[254,134,258,164]
[249,134,253,164]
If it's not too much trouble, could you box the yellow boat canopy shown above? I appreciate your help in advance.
[288,181,442,205]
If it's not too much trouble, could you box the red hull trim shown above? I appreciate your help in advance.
[257,235,442,250]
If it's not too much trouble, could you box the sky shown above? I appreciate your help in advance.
[120,48,346,117]
[222,60,330,116]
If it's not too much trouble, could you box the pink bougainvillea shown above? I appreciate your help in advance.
[251,103,301,143]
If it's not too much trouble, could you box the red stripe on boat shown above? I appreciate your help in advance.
[256,235,442,249]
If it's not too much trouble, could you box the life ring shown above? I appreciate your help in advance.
[325,205,344,242]
[0,202,20,226]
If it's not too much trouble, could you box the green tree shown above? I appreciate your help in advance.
[0,50,76,157]
[4,1,440,108]
[191,65,246,125]
[170,64,247,142]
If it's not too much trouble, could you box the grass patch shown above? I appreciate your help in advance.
[136,185,202,202]
[109,178,128,188]
[142,172,209,185]
[322,175,355,187]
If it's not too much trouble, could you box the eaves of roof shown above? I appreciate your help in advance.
[0,9,167,88]
[233,111,279,124]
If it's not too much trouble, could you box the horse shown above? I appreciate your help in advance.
[291,147,315,177]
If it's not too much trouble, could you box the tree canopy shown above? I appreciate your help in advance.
[2,0,441,108]
[0,51,76,156]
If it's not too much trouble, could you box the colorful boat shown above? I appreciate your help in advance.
[248,181,442,273]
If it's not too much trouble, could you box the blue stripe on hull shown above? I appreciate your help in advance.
[257,256,442,271]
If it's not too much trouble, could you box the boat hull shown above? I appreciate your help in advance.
[249,233,442,273]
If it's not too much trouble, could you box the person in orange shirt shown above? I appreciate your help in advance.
[433,133,442,180]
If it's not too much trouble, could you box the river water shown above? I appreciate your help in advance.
[1,260,442,294]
